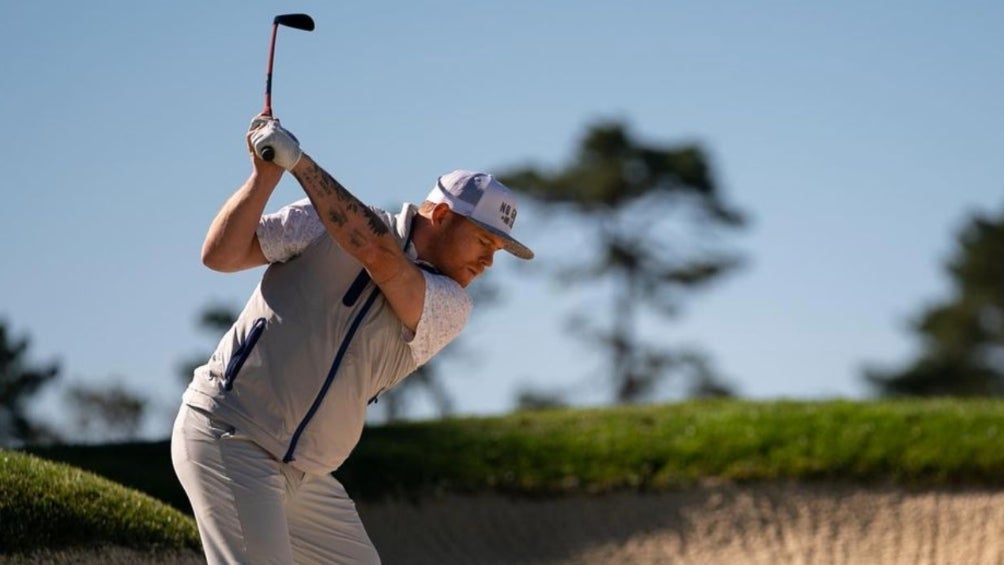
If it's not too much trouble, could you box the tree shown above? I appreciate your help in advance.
[63,381,147,443]
[0,321,61,447]
[498,121,745,405]
[866,205,1004,396]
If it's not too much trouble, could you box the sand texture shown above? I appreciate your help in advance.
[360,482,1004,565]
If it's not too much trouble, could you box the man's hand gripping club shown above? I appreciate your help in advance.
[250,118,302,170]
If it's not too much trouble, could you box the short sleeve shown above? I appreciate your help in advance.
[406,271,473,366]
[256,198,327,263]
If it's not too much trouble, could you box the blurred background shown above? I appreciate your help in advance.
[2,1,1003,445]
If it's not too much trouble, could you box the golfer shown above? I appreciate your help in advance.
[171,116,533,564]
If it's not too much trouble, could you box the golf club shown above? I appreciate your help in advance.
[260,13,315,161]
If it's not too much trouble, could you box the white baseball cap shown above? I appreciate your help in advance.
[425,169,534,260]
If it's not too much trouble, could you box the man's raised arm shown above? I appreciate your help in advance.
[250,119,425,331]
[201,118,285,272]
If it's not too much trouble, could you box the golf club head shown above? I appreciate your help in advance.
[273,13,315,31]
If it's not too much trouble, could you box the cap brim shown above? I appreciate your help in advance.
[469,219,534,260]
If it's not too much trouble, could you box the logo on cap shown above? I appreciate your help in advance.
[499,202,516,228]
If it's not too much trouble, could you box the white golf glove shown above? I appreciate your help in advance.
[248,114,272,132]
[251,119,302,170]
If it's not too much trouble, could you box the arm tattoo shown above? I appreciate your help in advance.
[326,209,347,227]
[293,161,391,249]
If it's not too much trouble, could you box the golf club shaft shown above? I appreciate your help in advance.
[263,23,278,117]
[259,13,315,161]
[259,24,280,160]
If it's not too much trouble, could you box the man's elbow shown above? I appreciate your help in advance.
[201,246,242,273]
[202,239,268,272]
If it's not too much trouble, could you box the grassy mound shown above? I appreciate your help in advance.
[25,440,189,513]
[0,449,199,554]
[339,398,1004,498]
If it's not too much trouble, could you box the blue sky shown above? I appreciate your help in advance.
[2,1,1002,439]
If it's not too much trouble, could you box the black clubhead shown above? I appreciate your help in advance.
[273,13,315,31]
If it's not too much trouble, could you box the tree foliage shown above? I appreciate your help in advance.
[0,321,60,447]
[498,121,745,404]
[64,382,147,443]
[867,206,1004,396]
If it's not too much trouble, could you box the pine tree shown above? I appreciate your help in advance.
[867,206,1004,396]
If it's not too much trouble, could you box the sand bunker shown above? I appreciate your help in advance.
[359,482,1004,564]
[18,482,1002,564]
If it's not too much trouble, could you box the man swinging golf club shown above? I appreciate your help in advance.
[171,113,533,562]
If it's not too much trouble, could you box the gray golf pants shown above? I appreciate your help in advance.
[171,403,380,564]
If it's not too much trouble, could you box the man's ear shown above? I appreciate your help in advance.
[430,202,452,225]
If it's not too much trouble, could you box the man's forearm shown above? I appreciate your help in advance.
[290,154,399,267]
[252,121,427,331]
[202,170,281,271]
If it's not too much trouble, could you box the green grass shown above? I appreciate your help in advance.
[11,399,1004,554]
[0,449,200,554]
[25,440,190,514]
[337,398,1004,498]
